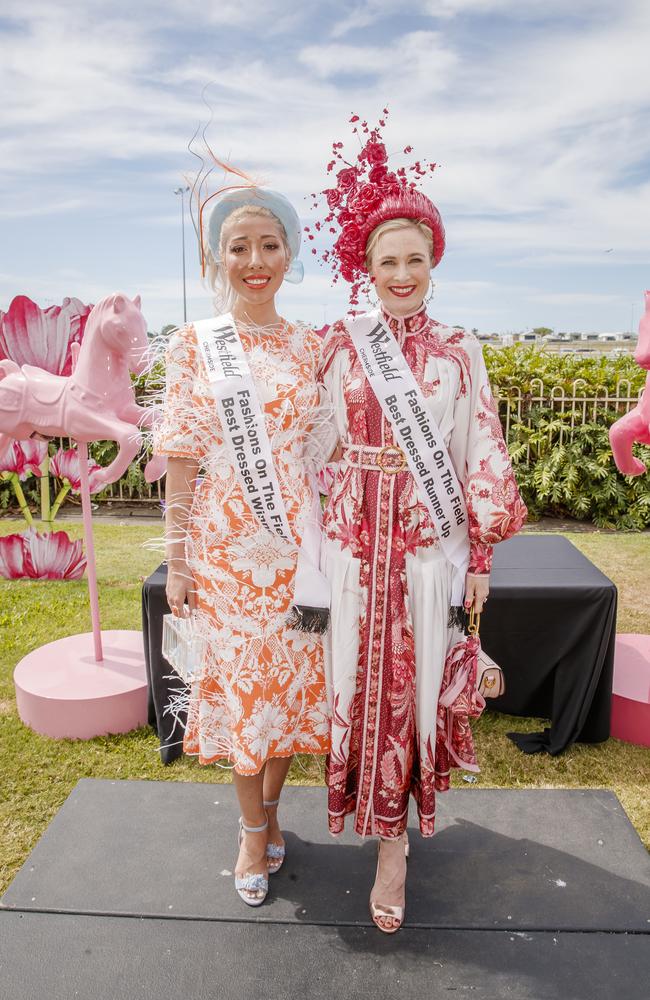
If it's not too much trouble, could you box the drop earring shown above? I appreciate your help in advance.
[425,281,435,305]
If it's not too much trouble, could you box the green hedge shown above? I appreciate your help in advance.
[484,346,650,529]
[3,347,649,530]
[483,343,644,394]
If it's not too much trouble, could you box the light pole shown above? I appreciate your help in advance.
[174,186,190,324]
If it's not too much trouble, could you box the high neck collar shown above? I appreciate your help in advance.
[380,302,429,335]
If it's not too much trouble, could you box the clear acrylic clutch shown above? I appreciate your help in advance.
[161,613,205,683]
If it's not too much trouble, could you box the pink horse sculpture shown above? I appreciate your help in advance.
[610,291,650,476]
[0,292,160,488]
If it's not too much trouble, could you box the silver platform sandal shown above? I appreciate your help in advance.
[235,818,269,907]
[263,798,286,874]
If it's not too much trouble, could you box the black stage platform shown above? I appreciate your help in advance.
[2,781,649,999]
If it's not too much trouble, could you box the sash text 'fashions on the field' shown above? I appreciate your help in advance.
[320,305,527,838]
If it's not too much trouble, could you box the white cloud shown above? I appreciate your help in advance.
[299,43,390,78]
[329,0,616,38]
[0,198,87,219]
[299,32,457,90]
[2,0,300,30]
[529,291,620,305]
[436,278,499,295]
[0,11,195,176]
[0,1,648,333]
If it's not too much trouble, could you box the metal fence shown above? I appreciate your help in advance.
[493,377,643,458]
[89,378,644,503]
[95,473,164,505]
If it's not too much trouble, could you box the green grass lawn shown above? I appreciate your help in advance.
[1,518,649,894]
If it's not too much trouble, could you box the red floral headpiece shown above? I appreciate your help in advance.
[307,109,445,305]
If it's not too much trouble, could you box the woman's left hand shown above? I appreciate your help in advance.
[464,572,489,615]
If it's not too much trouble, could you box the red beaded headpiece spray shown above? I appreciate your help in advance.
[308,109,445,305]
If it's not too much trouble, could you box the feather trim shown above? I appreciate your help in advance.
[286,605,330,634]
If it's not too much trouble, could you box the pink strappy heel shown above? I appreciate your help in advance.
[369,835,408,934]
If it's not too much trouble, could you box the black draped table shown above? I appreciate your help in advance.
[142,534,617,762]
[480,535,616,754]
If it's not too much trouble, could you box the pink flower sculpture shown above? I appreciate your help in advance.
[0,529,86,580]
[0,438,47,479]
[0,295,93,376]
[25,529,86,580]
[0,532,28,578]
[50,447,104,494]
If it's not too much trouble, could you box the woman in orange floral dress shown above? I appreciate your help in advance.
[155,185,333,907]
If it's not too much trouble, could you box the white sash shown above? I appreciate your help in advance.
[194,314,330,623]
[345,310,470,604]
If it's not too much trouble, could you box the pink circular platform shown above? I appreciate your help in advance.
[14,630,148,740]
[611,634,650,748]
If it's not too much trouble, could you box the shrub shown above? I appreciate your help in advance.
[2,345,649,530]
[485,346,650,529]
[484,344,645,395]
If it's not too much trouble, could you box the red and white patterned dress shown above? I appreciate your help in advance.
[319,305,527,838]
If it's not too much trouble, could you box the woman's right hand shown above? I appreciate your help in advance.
[166,560,197,617]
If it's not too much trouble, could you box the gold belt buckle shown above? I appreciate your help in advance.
[377,446,407,474]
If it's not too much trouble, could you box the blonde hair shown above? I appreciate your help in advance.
[205,205,290,313]
[365,217,434,271]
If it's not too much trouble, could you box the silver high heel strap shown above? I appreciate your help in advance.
[263,799,280,808]
[235,873,268,892]
[239,817,269,834]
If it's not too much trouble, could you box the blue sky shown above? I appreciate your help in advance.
[1,0,649,334]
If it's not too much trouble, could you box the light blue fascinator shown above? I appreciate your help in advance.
[207,188,304,284]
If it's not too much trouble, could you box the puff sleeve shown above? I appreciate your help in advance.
[303,328,339,473]
[449,336,527,574]
[154,324,203,460]
[317,321,353,444]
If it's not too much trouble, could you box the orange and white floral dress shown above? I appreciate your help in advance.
[155,319,331,774]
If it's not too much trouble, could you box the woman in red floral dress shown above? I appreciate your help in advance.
[315,116,527,932]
